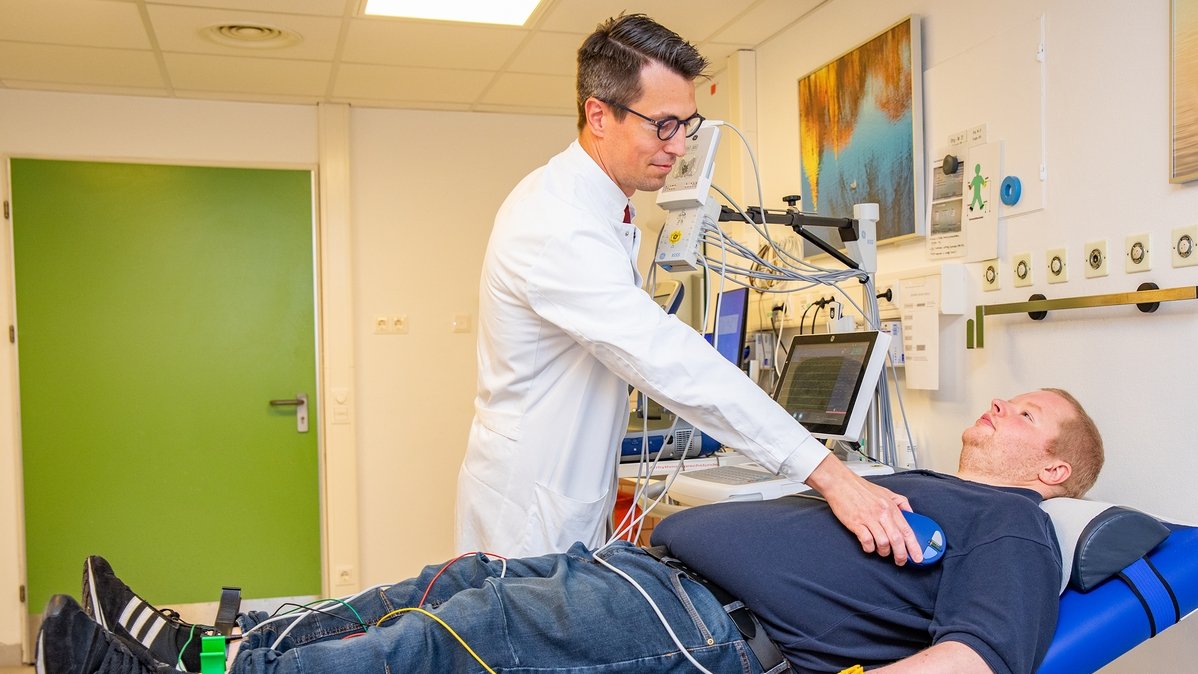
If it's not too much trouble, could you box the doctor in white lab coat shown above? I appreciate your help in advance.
[455,14,920,563]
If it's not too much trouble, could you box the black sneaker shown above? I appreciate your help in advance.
[37,594,178,674]
[81,556,210,671]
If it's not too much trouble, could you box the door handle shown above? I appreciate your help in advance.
[270,393,309,433]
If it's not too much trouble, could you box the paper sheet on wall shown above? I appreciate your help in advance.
[899,276,940,390]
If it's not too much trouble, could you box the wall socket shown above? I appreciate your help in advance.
[981,262,1001,291]
[1012,252,1033,288]
[1125,233,1151,273]
[1083,240,1108,278]
[1046,248,1068,283]
[1171,225,1198,268]
[372,314,409,334]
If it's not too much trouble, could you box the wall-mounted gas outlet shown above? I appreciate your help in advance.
[1046,248,1068,283]
[1125,233,1151,273]
[1012,252,1033,288]
[1083,240,1108,278]
[1171,226,1198,268]
[981,262,1001,291]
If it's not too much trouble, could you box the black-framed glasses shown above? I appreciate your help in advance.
[603,100,704,141]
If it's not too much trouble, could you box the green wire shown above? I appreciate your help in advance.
[178,624,197,669]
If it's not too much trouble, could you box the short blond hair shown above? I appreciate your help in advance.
[1041,388,1104,497]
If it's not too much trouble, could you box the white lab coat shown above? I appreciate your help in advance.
[455,141,829,557]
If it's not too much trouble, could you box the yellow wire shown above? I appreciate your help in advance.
[375,608,497,674]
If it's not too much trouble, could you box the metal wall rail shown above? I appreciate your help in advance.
[966,283,1198,348]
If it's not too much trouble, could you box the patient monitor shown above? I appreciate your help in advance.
[667,330,892,505]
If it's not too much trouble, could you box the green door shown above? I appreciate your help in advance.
[11,158,321,612]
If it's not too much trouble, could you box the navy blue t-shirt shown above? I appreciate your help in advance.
[650,471,1061,674]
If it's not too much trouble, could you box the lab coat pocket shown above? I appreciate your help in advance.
[530,482,610,550]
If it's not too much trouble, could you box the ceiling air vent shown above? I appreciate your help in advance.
[202,23,302,49]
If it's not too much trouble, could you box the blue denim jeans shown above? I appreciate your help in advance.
[230,542,766,673]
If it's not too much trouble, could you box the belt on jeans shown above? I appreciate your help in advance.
[644,545,790,673]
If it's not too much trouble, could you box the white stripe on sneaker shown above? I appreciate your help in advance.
[127,604,154,640]
[140,613,167,648]
[118,598,141,628]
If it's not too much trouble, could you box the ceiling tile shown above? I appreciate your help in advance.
[0,0,150,49]
[342,19,527,69]
[148,4,343,60]
[163,52,332,96]
[146,0,351,17]
[710,0,825,45]
[536,0,745,43]
[478,72,573,109]
[0,79,169,98]
[505,30,582,76]
[333,63,494,103]
[0,43,162,87]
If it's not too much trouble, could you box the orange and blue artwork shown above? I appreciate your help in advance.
[799,17,923,253]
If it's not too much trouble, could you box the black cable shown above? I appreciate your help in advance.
[270,603,368,630]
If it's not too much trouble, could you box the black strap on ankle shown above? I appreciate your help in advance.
[214,587,241,636]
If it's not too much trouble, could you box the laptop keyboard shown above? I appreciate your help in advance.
[691,465,782,485]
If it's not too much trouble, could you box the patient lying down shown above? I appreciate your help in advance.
[39,388,1103,674]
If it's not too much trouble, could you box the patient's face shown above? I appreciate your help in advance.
[959,390,1076,480]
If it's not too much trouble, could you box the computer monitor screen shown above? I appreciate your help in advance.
[772,331,891,442]
[704,287,748,367]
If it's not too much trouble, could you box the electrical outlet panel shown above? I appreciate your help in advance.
[1012,252,1033,288]
[1083,240,1108,278]
[1125,233,1151,273]
[1171,226,1198,268]
[1046,248,1068,284]
[981,262,1001,291]
[391,315,409,334]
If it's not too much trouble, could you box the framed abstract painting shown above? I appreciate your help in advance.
[798,16,924,255]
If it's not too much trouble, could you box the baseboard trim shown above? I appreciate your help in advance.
[0,641,23,666]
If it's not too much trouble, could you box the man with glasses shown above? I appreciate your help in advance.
[456,14,921,564]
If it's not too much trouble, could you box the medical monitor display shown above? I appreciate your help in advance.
[704,287,748,368]
[773,331,891,442]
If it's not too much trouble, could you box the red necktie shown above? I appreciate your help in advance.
[623,205,632,223]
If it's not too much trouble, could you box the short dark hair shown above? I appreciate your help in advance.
[1041,388,1105,497]
[576,14,709,130]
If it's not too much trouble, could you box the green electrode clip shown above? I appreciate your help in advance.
[200,586,243,674]
[199,636,226,674]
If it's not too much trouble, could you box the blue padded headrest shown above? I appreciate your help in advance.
[1040,499,1171,593]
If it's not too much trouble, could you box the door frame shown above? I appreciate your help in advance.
[0,102,361,662]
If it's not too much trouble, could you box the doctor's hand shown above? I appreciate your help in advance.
[803,454,922,566]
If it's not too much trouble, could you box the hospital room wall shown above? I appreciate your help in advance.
[749,0,1198,670]
[0,89,576,658]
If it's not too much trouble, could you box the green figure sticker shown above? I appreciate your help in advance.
[968,163,988,211]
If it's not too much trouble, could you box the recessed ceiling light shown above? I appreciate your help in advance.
[362,0,542,26]
[201,23,302,49]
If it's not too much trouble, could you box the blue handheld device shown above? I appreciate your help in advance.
[903,510,946,566]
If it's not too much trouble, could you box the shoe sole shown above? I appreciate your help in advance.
[35,631,45,674]
[85,557,107,630]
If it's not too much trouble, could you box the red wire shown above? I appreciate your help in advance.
[418,551,507,607]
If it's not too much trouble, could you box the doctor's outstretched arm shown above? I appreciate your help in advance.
[804,454,922,565]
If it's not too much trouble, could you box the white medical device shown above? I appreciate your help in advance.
[654,125,721,272]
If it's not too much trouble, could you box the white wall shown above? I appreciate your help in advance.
[751,0,1198,670]
[347,107,575,583]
